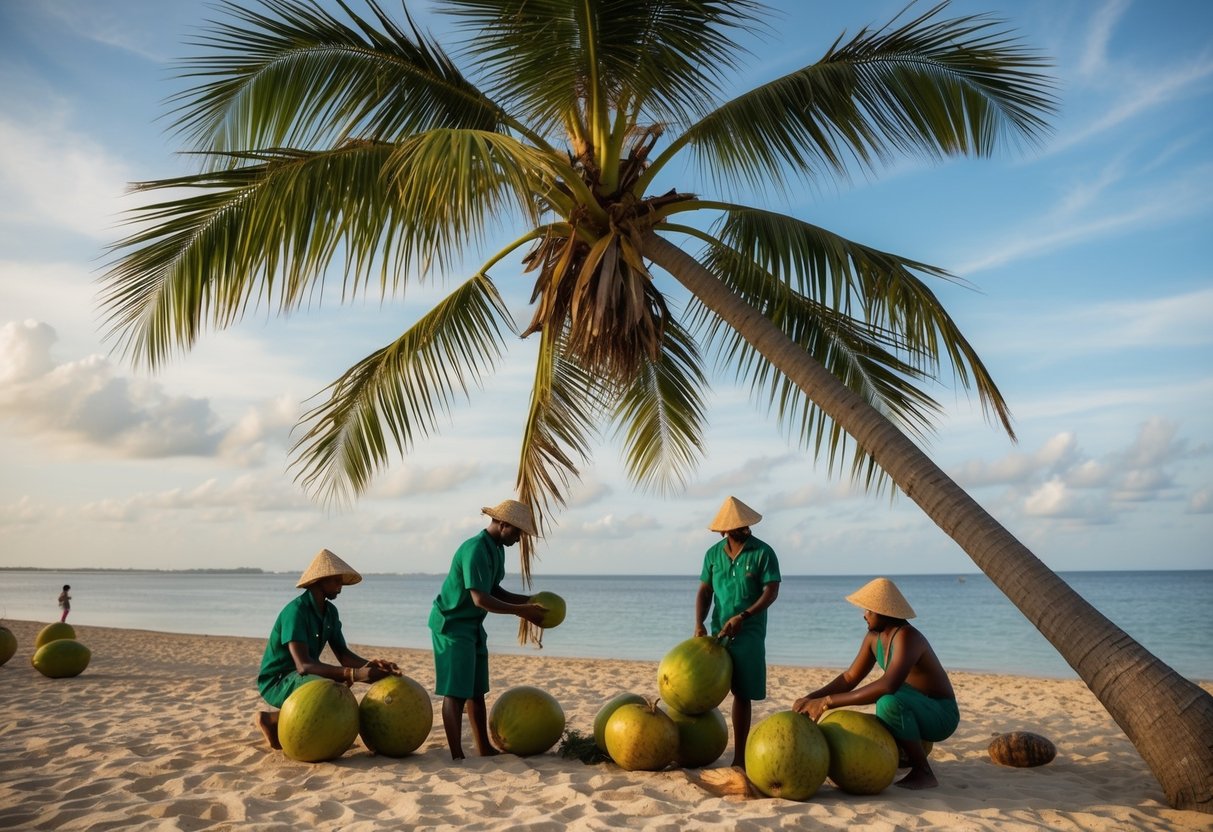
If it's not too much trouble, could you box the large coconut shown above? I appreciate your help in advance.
[0,625,16,666]
[988,731,1056,767]
[604,701,679,771]
[358,675,433,757]
[31,639,91,678]
[278,679,360,763]
[35,622,76,649]
[745,711,830,801]
[662,705,728,768]
[593,692,647,752]
[818,709,899,794]
[656,637,733,716]
[527,591,567,629]
[488,685,565,756]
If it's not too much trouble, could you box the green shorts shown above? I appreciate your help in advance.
[259,672,319,709]
[432,627,490,699]
[724,630,767,701]
[876,685,959,742]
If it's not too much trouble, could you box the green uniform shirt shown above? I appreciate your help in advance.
[700,534,781,637]
[427,530,505,635]
[257,590,348,694]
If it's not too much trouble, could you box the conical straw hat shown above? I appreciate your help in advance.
[482,499,538,537]
[296,548,363,588]
[845,577,916,619]
[707,496,763,532]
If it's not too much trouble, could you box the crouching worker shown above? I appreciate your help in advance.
[255,548,400,749]
[793,577,958,789]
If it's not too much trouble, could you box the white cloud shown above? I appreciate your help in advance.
[1187,488,1212,514]
[1077,0,1130,79]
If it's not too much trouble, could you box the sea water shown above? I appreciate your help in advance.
[2,569,1209,681]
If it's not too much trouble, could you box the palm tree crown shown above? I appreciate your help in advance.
[103,0,1050,572]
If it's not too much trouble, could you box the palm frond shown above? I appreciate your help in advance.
[289,272,514,504]
[611,318,709,494]
[442,0,764,134]
[708,206,1013,437]
[655,1,1056,193]
[515,325,609,582]
[173,0,508,155]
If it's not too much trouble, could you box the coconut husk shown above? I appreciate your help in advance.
[687,767,761,801]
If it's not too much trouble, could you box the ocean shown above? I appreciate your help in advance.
[2,569,1210,681]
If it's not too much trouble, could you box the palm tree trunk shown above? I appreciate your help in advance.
[643,231,1213,813]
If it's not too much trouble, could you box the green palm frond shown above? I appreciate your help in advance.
[289,272,514,504]
[707,206,1013,437]
[102,143,402,367]
[686,240,940,487]
[611,318,709,494]
[515,324,608,580]
[647,1,1055,193]
[444,0,763,142]
[173,0,508,155]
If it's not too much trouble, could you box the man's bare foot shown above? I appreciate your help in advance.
[478,747,501,757]
[255,712,281,750]
[895,767,939,789]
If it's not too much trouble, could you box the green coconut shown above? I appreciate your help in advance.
[819,709,899,794]
[0,625,16,666]
[278,679,360,763]
[663,705,728,768]
[358,675,434,757]
[528,591,567,629]
[656,636,733,716]
[35,622,76,649]
[488,685,565,756]
[604,701,679,772]
[593,692,647,752]
[745,711,831,801]
[31,639,91,678]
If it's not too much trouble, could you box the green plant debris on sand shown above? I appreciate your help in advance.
[558,729,611,765]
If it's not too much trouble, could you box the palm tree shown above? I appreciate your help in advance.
[100,0,1211,810]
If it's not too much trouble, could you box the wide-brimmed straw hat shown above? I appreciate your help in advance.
[845,577,916,619]
[708,496,763,533]
[482,499,538,537]
[296,548,363,588]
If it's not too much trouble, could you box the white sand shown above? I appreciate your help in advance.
[1,618,1210,831]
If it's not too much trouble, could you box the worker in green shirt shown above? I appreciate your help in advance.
[255,548,400,750]
[428,499,549,759]
[694,496,781,768]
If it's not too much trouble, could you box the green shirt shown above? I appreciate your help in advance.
[257,590,348,691]
[428,530,505,635]
[700,534,781,637]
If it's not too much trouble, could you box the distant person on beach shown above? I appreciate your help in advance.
[793,577,958,789]
[58,585,71,622]
[428,500,548,760]
[254,549,401,750]
[694,496,781,769]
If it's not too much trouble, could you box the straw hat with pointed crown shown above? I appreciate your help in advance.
[482,499,538,537]
[296,548,363,588]
[708,496,763,533]
[845,577,916,619]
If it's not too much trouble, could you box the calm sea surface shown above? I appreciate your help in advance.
[2,570,1209,681]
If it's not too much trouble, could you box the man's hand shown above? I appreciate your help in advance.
[364,659,402,681]
[519,603,548,626]
[792,696,830,721]
[693,623,708,638]
[718,614,744,638]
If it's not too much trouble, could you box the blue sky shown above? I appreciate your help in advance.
[1,0,1210,578]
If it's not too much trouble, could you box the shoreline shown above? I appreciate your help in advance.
[2,619,1210,830]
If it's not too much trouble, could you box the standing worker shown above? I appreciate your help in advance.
[694,496,781,769]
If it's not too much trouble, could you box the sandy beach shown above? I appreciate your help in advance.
[1,618,1209,831]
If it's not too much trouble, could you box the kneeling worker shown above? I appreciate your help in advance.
[793,577,958,789]
[255,548,400,749]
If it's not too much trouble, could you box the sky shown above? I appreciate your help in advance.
[0,0,1210,579]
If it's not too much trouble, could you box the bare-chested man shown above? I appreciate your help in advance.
[793,577,958,789]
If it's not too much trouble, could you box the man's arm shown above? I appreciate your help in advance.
[797,628,926,719]
[718,581,780,638]
[694,582,713,637]
[793,633,878,718]
[473,587,547,625]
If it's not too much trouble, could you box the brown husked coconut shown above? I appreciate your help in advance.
[988,731,1057,767]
